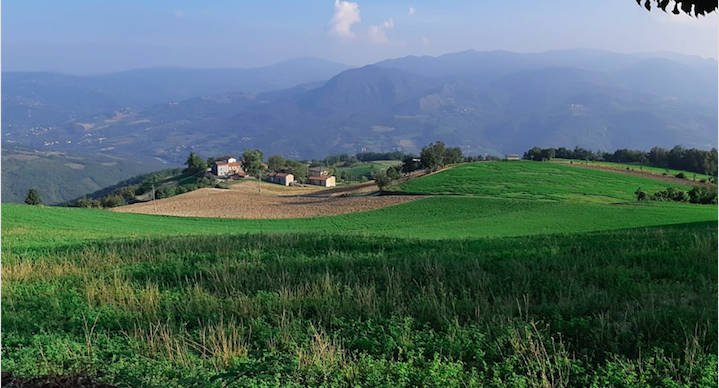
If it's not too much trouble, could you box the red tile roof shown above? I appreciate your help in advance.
[309,176,332,180]
[227,162,242,167]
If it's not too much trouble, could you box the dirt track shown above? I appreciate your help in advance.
[112,181,421,219]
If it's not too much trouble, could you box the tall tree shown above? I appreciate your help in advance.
[373,170,392,191]
[268,155,286,172]
[420,141,447,171]
[24,189,42,206]
[243,149,266,193]
[183,152,207,175]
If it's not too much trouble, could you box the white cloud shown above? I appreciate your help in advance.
[329,0,361,39]
[368,18,394,44]
[408,7,415,16]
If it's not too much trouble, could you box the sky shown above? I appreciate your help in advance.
[2,0,717,74]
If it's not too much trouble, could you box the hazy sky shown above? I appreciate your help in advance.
[3,0,717,74]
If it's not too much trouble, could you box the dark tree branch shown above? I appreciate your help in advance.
[636,0,717,16]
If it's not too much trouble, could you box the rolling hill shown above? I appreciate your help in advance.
[3,161,716,386]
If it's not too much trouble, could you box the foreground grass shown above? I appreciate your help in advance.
[3,223,717,387]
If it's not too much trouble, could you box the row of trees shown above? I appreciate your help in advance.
[267,154,309,182]
[399,141,464,173]
[523,145,718,177]
[312,151,409,167]
[372,141,465,190]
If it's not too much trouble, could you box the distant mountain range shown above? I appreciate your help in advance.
[2,57,350,133]
[2,49,717,203]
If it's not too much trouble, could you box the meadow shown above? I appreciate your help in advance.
[394,161,694,201]
[2,161,717,387]
[550,159,712,181]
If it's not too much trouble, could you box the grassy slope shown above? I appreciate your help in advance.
[3,198,715,252]
[394,161,694,201]
[3,161,716,250]
[3,160,717,386]
[551,158,712,181]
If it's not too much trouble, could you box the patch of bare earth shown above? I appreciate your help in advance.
[112,180,421,219]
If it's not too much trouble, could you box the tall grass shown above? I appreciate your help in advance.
[3,222,716,386]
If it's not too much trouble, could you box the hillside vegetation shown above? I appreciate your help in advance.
[3,161,717,386]
[1,146,164,204]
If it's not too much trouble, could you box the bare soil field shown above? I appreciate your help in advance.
[112,181,421,219]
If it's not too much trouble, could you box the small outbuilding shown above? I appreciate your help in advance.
[266,172,295,186]
[308,167,330,177]
[505,154,521,161]
[308,175,336,187]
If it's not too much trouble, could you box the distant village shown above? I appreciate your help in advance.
[212,156,336,187]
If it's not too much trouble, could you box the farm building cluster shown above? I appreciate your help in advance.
[212,157,246,177]
[211,156,336,187]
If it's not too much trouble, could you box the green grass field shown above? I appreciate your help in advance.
[394,161,694,201]
[551,159,711,181]
[334,160,401,182]
[3,160,717,387]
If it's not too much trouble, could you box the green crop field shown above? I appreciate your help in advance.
[3,161,717,387]
[394,161,695,201]
[550,159,712,181]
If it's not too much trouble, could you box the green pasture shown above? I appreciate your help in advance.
[394,161,696,201]
[551,158,711,181]
[3,160,717,386]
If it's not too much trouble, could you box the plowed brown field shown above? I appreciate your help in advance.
[111,180,421,219]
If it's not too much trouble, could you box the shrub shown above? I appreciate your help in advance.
[75,197,102,208]
[634,188,648,201]
[386,166,402,180]
[688,186,718,204]
[156,186,177,199]
[24,189,42,206]
[101,194,125,208]
[650,187,688,202]
[373,170,392,191]
[675,172,686,179]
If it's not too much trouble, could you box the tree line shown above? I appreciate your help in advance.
[524,145,718,177]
